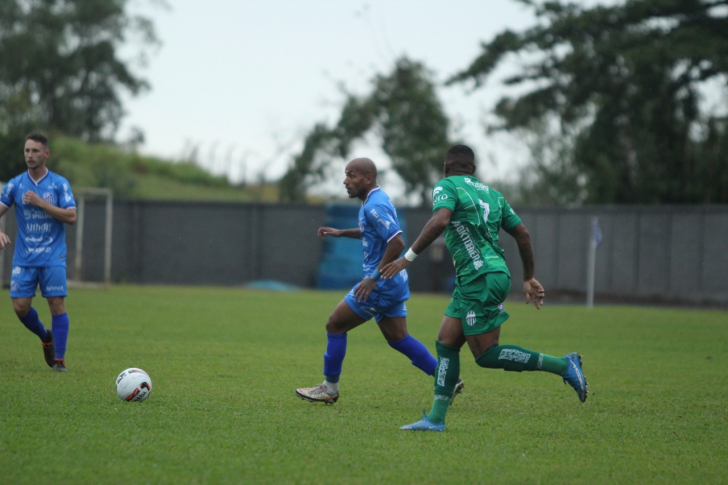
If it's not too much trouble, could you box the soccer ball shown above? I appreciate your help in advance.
[116,368,153,402]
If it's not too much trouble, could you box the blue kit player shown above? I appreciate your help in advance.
[296,157,463,403]
[0,133,77,372]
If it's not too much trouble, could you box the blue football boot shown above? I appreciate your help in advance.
[400,410,445,432]
[562,352,588,403]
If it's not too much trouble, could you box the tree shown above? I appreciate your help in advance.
[449,0,728,204]
[279,58,454,205]
[0,0,162,178]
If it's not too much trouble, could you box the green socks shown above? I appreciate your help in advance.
[475,344,567,374]
[427,343,568,425]
[428,341,461,424]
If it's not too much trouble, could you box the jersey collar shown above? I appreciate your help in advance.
[27,168,49,185]
[363,186,381,204]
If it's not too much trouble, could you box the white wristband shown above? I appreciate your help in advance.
[404,248,418,262]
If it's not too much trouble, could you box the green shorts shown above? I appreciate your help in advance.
[445,271,511,336]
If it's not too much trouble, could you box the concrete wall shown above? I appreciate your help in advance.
[2,200,726,305]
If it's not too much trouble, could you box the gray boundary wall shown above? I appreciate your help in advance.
[1,200,727,305]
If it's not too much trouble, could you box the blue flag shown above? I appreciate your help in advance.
[592,219,603,248]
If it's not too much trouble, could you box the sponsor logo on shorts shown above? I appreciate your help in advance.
[12,266,21,275]
[466,310,476,326]
[437,358,449,387]
[498,349,531,364]
[45,285,65,292]
[497,303,505,313]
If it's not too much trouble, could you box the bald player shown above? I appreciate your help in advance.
[295,158,463,404]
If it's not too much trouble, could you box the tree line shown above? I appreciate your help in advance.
[281,0,728,205]
[2,1,726,205]
[0,0,160,182]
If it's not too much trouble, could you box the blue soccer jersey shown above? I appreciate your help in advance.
[0,170,76,267]
[358,187,409,302]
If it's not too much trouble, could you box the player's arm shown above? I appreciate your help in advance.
[504,222,545,309]
[380,208,452,279]
[0,204,10,250]
[22,191,77,225]
[353,233,405,302]
[379,233,405,267]
[317,227,361,239]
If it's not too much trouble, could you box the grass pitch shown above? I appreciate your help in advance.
[1,286,726,484]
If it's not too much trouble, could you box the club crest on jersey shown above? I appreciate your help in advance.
[466,310,476,326]
[43,193,54,204]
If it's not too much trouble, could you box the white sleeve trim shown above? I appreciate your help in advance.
[386,230,403,243]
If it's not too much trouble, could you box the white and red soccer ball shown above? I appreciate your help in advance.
[116,368,153,402]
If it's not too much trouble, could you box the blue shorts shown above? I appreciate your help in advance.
[10,266,68,298]
[344,288,408,323]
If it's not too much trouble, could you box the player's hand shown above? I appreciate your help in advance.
[353,277,377,302]
[22,191,43,207]
[380,257,410,279]
[317,227,342,239]
[523,278,545,310]
[0,231,10,250]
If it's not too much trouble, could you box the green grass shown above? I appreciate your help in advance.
[1,286,726,484]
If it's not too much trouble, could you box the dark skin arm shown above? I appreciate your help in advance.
[504,222,545,309]
[382,214,545,309]
[353,233,405,302]
[380,208,451,278]
[317,227,361,239]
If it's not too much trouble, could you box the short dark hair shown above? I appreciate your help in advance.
[26,133,49,148]
[445,144,475,172]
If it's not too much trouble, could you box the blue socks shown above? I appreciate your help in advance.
[322,332,437,384]
[19,308,69,360]
[52,313,70,360]
[19,307,49,341]
[389,335,438,376]
[323,333,347,383]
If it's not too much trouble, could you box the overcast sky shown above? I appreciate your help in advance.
[118,1,549,201]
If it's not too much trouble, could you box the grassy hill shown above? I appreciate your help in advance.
[47,136,280,202]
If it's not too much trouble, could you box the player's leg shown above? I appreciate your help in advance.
[378,310,438,376]
[40,267,70,372]
[469,272,587,402]
[10,267,55,367]
[295,298,367,403]
[400,315,464,431]
[47,297,69,372]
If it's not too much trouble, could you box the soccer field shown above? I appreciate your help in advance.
[1,286,726,484]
